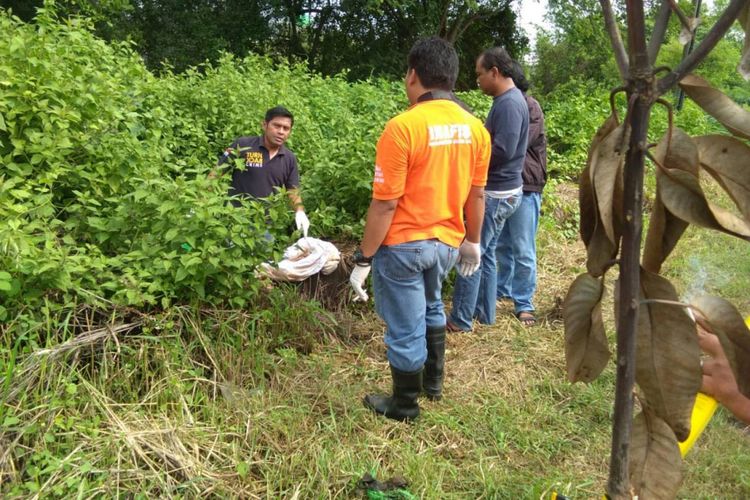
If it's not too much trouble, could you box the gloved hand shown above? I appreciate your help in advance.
[456,240,481,277]
[349,264,371,302]
[295,210,310,237]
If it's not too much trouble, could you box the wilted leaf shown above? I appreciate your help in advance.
[694,135,750,221]
[642,129,695,273]
[653,132,750,240]
[580,115,619,246]
[642,193,689,274]
[563,273,610,383]
[592,123,628,246]
[678,17,699,46]
[636,269,702,441]
[738,4,750,80]
[679,74,750,139]
[690,295,750,397]
[586,219,619,277]
[629,409,683,499]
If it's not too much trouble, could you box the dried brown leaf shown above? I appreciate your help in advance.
[679,74,750,139]
[629,409,683,499]
[653,132,750,239]
[642,193,689,274]
[585,220,619,277]
[592,123,628,245]
[694,134,750,221]
[690,295,750,397]
[580,115,619,246]
[637,269,702,441]
[563,273,610,383]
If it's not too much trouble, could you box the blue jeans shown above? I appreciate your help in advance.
[496,192,541,314]
[372,240,459,372]
[450,193,522,331]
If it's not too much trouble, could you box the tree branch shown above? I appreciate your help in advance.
[648,0,672,64]
[450,12,485,43]
[669,0,694,32]
[657,0,748,94]
[599,0,630,80]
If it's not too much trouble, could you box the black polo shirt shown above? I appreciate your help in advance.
[218,136,300,202]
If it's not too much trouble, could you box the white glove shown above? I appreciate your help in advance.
[349,264,371,302]
[456,240,481,277]
[295,210,310,237]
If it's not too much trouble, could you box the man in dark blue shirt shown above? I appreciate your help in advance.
[211,106,310,236]
[449,46,528,332]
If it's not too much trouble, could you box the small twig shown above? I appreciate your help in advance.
[639,298,709,321]
[648,0,673,64]
[669,0,695,32]
[657,0,747,94]
[600,0,630,80]
[616,94,637,154]
[610,86,627,122]
[645,150,665,173]
[653,98,674,151]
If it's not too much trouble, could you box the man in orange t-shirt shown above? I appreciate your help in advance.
[349,36,491,421]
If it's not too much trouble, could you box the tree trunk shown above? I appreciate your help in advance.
[608,1,652,498]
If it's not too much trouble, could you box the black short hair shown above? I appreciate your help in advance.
[265,106,294,125]
[479,47,514,79]
[407,36,458,91]
[510,60,530,93]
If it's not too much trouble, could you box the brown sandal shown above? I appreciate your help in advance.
[516,311,537,327]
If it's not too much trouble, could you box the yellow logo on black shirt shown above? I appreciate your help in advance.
[245,151,264,168]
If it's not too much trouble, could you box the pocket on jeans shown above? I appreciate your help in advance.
[378,244,422,281]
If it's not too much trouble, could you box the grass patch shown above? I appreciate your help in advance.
[2,182,749,498]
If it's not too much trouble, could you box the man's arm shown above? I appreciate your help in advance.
[463,185,485,243]
[287,188,304,211]
[359,198,399,257]
[698,323,750,424]
[209,145,236,180]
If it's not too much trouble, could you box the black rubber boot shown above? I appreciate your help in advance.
[363,365,422,422]
[423,325,446,401]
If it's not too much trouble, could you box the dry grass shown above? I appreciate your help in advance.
[2,182,749,498]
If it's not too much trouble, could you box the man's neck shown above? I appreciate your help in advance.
[262,136,281,157]
[492,78,516,98]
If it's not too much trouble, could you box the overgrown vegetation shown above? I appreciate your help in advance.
[2,2,749,498]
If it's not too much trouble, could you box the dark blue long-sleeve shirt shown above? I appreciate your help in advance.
[484,87,529,191]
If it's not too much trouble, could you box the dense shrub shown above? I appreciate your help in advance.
[1,7,732,321]
[0,10,406,318]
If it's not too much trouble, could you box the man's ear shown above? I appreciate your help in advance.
[261,120,268,131]
[406,68,418,87]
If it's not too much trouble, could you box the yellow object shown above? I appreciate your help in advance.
[678,392,719,456]
[679,315,750,456]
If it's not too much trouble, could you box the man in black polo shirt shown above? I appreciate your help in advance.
[211,106,310,236]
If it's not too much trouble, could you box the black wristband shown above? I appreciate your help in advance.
[352,248,373,266]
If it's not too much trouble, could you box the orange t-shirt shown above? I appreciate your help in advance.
[373,99,491,247]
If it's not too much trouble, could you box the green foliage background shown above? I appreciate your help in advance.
[0,9,405,318]
[2,3,750,498]
[0,4,742,320]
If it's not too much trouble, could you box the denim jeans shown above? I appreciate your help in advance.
[496,192,541,314]
[372,240,459,372]
[450,193,522,331]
